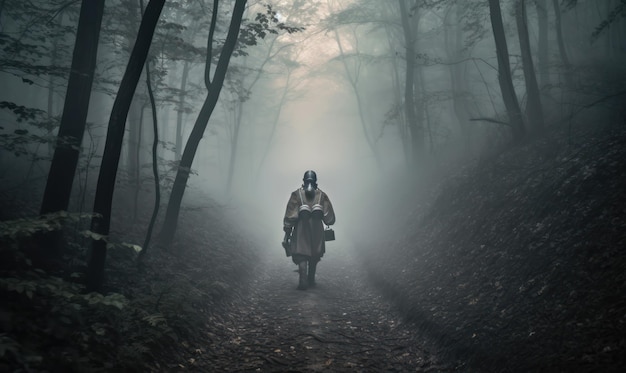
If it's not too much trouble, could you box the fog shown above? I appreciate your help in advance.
[1,0,623,273]
[178,1,420,260]
[199,79,401,262]
[2,0,625,370]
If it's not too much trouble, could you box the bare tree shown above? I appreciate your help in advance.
[552,0,573,89]
[158,0,247,247]
[488,0,525,141]
[255,54,302,177]
[535,0,549,90]
[140,0,161,257]
[39,0,105,256]
[398,0,423,163]
[444,1,473,152]
[224,26,299,191]
[87,0,166,292]
[516,0,544,133]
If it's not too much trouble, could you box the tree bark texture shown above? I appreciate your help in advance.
[39,0,105,255]
[87,0,165,292]
[159,0,247,247]
[488,0,525,141]
[516,0,544,133]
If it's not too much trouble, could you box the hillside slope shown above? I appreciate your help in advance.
[364,123,626,372]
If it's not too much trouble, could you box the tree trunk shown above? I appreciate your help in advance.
[536,0,549,89]
[398,0,423,165]
[516,0,544,133]
[39,0,105,256]
[132,103,145,221]
[255,68,292,177]
[159,0,247,247]
[125,0,142,194]
[227,35,285,191]
[488,0,525,141]
[46,36,59,156]
[445,2,472,153]
[382,2,410,166]
[175,61,190,161]
[226,90,244,192]
[140,0,160,257]
[552,0,574,89]
[87,0,165,292]
[332,27,381,167]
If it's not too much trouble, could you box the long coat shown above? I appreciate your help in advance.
[283,187,335,261]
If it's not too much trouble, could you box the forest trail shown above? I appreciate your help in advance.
[178,243,452,372]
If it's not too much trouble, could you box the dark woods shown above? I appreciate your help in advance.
[0,0,302,370]
[0,0,624,371]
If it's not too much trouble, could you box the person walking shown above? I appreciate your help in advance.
[282,170,336,290]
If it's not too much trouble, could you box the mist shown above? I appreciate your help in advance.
[1,0,625,371]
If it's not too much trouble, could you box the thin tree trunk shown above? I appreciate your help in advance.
[417,64,433,153]
[552,0,573,89]
[398,0,422,165]
[536,0,549,89]
[140,0,160,256]
[127,100,141,190]
[382,2,409,166]
[175,61,190,161]
[226,92,243,191]
[132,103,145,221]
[47,37,58,156]
[255,70,292,177]
[332,27,381,167]
[488,0,525,141]
[516,0,544,133]
[125,0,142,192]
[87,0,165,292]
[159,0,247,247]
[445,2,472,152]
[227,36,291,188]
[39,0,105,256]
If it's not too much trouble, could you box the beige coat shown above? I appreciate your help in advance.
[283,187,335,260]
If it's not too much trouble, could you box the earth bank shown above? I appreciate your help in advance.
[362,123,626,372]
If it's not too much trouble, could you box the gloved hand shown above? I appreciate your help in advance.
[282,229,292,257]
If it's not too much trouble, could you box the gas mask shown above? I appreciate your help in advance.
[304,181,316,198]
[302,170,318,199]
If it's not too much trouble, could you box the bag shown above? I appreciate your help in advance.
[282,239,291,256]
[324,226,335,241]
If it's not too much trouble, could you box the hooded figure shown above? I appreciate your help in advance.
[283,170,336,290]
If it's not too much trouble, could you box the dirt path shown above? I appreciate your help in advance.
[182,246,452,372]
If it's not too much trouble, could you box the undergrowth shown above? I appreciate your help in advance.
[0,204,257,371]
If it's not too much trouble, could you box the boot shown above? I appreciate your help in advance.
[307,261,317,288]
[297,261,308,290]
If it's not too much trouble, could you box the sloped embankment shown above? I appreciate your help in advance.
[0,197,260,372]
[365,124,626,372]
